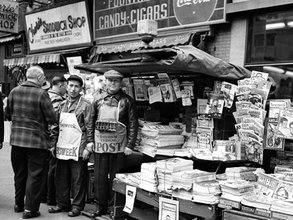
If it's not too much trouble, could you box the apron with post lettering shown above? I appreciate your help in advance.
[93,100,127,153]
[56,98,82,161]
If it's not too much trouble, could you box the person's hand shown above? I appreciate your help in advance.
[50,147,55,158]
[0,143,3,150]
[86,142,94,152]
[124,147,133,156]
[83,149,90,161]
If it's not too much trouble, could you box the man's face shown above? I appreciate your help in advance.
[60,82,67,96]
[67,80,81,98]
[38,72,46,87]
[106,78,122,94]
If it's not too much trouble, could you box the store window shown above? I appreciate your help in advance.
[246,10,293,101]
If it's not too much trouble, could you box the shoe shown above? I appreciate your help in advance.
[92,210,108,217]
[14,204,24,213]
[22,211,40,219]
[109,211,114,219]
[48,206,70,213]
[68,208,81,217]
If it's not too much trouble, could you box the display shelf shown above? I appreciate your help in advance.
[112,178,221,220]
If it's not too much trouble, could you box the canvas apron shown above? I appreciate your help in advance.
[56,98,82,161]
[93,100,127,153]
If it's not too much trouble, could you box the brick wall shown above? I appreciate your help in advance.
[206,23,232,63]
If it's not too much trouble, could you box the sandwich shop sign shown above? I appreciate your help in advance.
[94,0,226,41]
[25,1,92,53]
[0,0,19,33]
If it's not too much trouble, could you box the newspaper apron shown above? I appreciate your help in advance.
[93,100,127,153]
[56,98,82,161]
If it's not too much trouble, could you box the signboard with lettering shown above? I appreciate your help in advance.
[94,0,225,42]
[25,1,92,53]
[0,0,19,33]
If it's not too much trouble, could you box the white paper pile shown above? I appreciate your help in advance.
[139,124,184,157]
[115,172,141,187]
[225,166,258,182]
[220,179,255,203]
[192,180,221,204]
[140,162,158,193]
[156,158,193,194]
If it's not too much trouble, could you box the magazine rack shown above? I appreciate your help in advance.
[112,178,221,220]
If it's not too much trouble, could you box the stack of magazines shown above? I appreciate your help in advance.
[219,179,255,209]
[233,70,271,165]
[115,172,141,187]
[139,162,158,193]
[138,124,184,157]
[156,158,193,194]
[225,166,258,182]
[191,171,221,204]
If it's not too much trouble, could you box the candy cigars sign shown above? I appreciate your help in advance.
[94,0,225,41]
[0,0,19,33]
[25,1,92,53]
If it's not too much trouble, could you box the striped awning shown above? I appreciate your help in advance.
[3,53,60,67]
[0,34,22,43]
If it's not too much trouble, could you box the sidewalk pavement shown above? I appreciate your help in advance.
[0,143,96,220]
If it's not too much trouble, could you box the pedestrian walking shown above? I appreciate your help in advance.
[6,65,57,219]
[46,76,67,206]
[87,70,138,218]
[0,91,4,149]
[48,75,92,217]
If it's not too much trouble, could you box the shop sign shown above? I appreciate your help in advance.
[25,1,92,53]
[0,0,19,33]
[94,0,225,41]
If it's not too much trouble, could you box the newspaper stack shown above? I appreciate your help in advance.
[192,172,221,204]
[156,158,193,194]
[139,162,158,193]
[115,172,141,187]
[172,170,219,204]
[139,124,184,157]
[172,169,216,191]
[233,71,272,165]
[219,179,255,209]
[225,167,258,182]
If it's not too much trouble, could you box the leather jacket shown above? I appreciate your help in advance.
[87,89,138,150]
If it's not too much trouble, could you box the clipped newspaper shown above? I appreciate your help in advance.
[159,197,179,220]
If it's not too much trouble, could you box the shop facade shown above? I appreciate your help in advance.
[2,0,93,90]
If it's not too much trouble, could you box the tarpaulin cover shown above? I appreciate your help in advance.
[75,45,251,80]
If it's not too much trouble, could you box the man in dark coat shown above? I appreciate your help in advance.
[0,91,3,149]
[6,65,57,219]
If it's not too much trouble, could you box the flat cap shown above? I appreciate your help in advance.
[104,70,123,79]
[67,75,83,87]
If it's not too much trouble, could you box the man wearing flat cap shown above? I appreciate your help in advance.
[87,70,138,218]
[49,75,92,217]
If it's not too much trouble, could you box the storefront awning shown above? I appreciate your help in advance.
[0,34,22,43]
[95,33,191,54]
[3,53,60,67]
[75,45,251,80]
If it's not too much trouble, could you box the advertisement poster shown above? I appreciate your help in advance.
[159,197,179,220]
[25,1,92,53]
[123,185,137,214]
[67,56,82,75]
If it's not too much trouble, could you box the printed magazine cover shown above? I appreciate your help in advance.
[159,197,179,220]
[196,127,213,149]
[221,82,237,108]
[277,108,293,139]
[133,79,147,101]
[181,89,192,106]
[148,86,163,104]
[241,139,263,164]
[205,94,224,119]
[171,78,182,99]
[251,70,269,81]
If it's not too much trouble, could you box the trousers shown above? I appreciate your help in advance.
[93,153,125,212]
[11,145,49,212]
[55,158,87,210]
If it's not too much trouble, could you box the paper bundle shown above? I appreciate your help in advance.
[140,162,158,193]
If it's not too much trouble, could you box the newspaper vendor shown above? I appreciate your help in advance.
[49,75,92,217]
[87,70,138,218]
